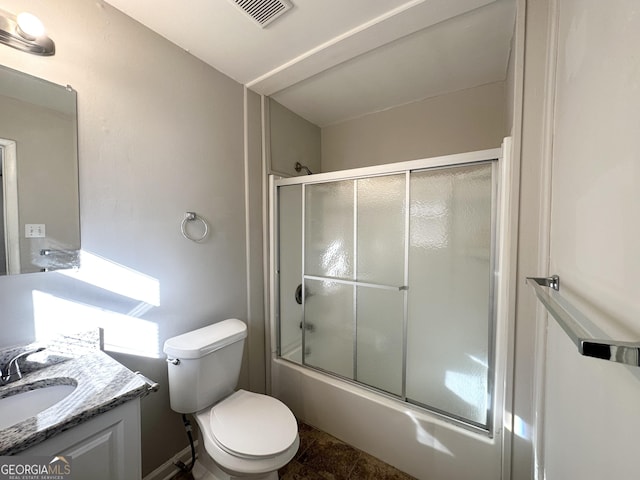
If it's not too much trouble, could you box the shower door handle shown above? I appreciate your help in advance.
[295,284,303,304]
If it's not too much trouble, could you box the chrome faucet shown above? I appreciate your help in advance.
[1,347,46,384]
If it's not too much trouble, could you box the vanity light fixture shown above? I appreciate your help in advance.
[16,13,45,40]
[0,9,55,56]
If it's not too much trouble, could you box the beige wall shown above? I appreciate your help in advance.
[245,88,266,394]
[0,0,256,475]
[321,81,507,172]
[269,98,321,177]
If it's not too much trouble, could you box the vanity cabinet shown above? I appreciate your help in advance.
[20,399,141,480]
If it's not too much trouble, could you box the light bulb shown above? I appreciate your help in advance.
[16,12,45,40]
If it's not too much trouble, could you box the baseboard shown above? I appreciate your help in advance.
[143,441,198,480]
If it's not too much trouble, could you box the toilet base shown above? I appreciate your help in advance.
[190,441,279,480]
[191,461,278,480]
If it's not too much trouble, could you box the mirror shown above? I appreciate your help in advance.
[0,64,80,275]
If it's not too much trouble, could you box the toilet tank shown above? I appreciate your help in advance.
[163,319,247,413]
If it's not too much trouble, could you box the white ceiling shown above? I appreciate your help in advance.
[105,0,516,127]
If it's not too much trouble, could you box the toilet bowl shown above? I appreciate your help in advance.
[193,390,299,479]
[164,319,299,480]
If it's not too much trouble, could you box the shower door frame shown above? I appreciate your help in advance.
[268,142,515,442]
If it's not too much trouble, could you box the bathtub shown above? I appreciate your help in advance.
[270,356,504,480]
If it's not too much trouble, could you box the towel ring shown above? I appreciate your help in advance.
[181,212,209,242]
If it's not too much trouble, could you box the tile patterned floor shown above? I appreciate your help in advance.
[280,422,416,480]
[170,422,416,480]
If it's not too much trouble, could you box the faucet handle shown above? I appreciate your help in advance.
[2,347,46,383]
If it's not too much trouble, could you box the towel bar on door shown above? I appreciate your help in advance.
[527,275,640,367]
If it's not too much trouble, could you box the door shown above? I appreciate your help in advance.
[530,1,640,478]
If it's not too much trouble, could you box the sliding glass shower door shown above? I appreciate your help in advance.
[407,164,494,426]
[276,158,496,430]
[303,180,355,379]
[302,174,407,395]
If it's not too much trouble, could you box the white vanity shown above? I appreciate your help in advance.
[0,331,150,479]
[20,399,141,480]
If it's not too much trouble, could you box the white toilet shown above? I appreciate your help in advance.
[163,319,299,480]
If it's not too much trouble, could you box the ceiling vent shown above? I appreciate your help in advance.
[229,0,293,28]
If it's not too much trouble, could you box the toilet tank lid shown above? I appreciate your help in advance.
[163,319,247,359]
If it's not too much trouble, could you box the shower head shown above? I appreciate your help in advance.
[295,162,313,175]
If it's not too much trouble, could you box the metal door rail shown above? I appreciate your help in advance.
[303,274,407,291]
[527,275,640,366]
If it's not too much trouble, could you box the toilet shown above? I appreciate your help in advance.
[163,319,299,480]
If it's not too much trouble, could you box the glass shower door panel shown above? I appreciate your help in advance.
[278,185,303,364]
[407,163,493,427]
[303,278,354,379]
[305,181,354,280]
[356,287,404,396]
[356,174,406,286]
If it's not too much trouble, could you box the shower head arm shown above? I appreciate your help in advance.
[294,162,313,175]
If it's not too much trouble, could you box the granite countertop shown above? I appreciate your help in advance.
[0,330,150,455]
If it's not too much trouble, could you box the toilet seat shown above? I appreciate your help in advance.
[194,390,300,476]
[208,390,298,459]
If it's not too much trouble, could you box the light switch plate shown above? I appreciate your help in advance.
[25,224,46,238]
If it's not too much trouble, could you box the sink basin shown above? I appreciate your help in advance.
[0,382,77,430]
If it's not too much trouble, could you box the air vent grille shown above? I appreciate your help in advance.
[230,0,293,28]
